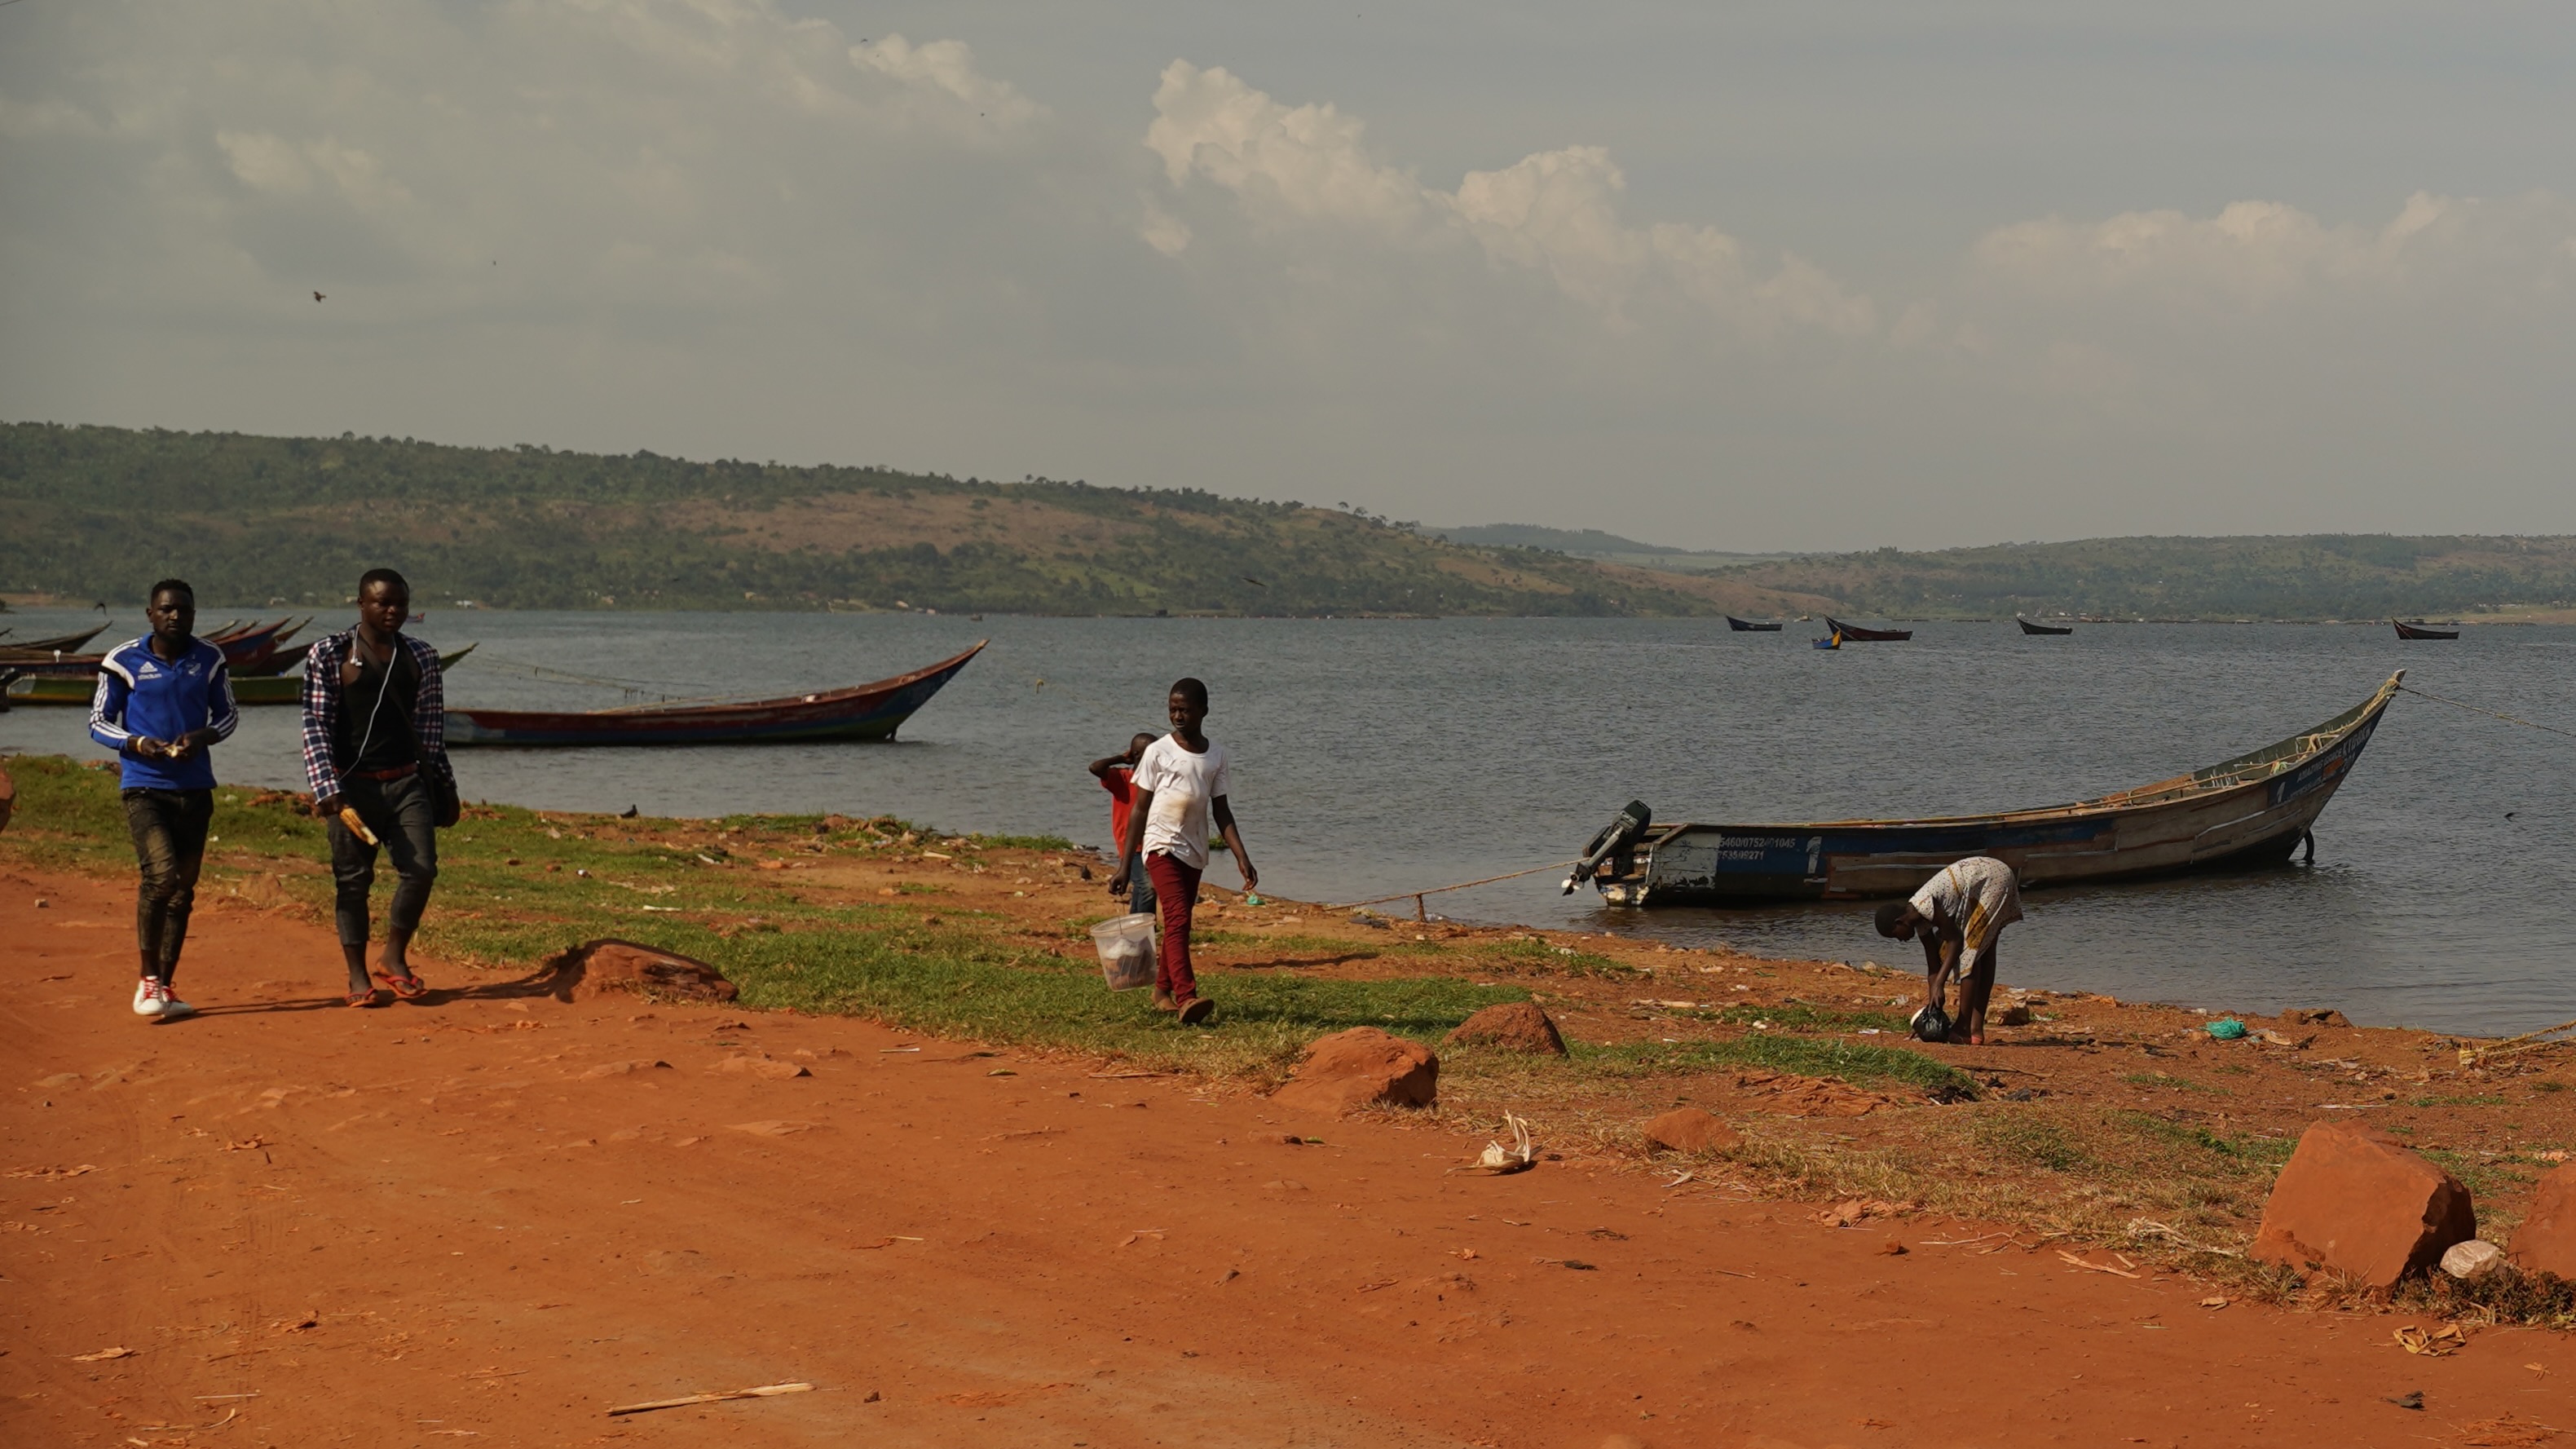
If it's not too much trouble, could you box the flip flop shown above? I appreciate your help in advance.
[1177,996,1215,1026]
[346,987,383,1008]
[375,971,428,1001]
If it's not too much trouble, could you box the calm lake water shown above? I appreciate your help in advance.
[7,606,2571,1034]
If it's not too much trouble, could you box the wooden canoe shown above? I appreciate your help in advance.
[6,643,477,707]
[0,618,309,677]
[1726,616,1783,632]
[2391,619,2459,640]
[0,623,109,653]
[2017,617,2075,635]
[1573,670,2405,904]
[444,641,985,748]
[1823,617,1912,642]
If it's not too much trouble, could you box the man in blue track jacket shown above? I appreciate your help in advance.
[89,580,238,1020]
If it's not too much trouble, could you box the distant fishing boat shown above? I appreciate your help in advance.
[1823,617,1912,642]
[444,641,985,748]
[2017,617,2075,635]
[5,643,478,707]
[1726,616,1783,633]
[2391,619,2459,641]
[1566,670,2405,904]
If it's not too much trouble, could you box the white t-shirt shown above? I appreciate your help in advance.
[1908,855,2024,956]
[1133,735,1232,871]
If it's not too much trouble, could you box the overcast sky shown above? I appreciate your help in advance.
[3,2,2570,550]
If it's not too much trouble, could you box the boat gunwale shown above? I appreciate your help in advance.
[1643,669,2404,837]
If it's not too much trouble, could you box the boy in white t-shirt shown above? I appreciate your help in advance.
[1112,677,1258,1025]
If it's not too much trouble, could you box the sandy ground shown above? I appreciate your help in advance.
[8,864,2576,1449]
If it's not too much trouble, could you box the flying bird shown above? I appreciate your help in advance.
[313,291,325,302]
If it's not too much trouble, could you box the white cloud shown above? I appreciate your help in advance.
[854,34,1046,129]
[1145,61,1875,337]
[1969,191,2576,311]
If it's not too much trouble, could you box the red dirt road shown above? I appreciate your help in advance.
[7,865,2572,1449]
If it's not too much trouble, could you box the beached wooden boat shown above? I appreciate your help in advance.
[1824,617,1912,642]
[2017,617,2075,635]
[2391,619,2459,641]
[0,623,109,653]
[1726,616,1782,633]
[6,643,478,707]
[443,641,985,747]
[1568,670,2406,904]
[0,617,310,678]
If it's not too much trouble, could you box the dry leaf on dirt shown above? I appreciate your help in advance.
[2393,1323,2468,1357]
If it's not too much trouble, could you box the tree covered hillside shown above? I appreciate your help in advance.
[0,423,1811,617]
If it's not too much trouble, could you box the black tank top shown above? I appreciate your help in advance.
[337,637,420,773]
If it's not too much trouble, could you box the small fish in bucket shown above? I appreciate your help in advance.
[1090,912,1158,992]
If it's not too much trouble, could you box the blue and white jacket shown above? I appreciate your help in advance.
[88,636,239,791]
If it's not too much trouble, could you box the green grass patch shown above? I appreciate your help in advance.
[726,925,1524,1075]
[2408,1093,2507,1108]
[1970,1114,2089,1173]
[1470,938,1642,978]
[2105,1111,2295,1169]
[1711,1002,1909,1033]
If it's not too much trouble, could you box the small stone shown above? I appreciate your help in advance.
[2249,1120,2476,1292]
[1444,1001,1568,1056]
[33,899,46,909]
[2441,1239,2507,1280]
[1267,1027,1437,1115]
[1640,1107,1741,1155]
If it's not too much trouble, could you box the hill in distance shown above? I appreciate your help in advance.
[0,422,1820,618]
[7,422,2568,621]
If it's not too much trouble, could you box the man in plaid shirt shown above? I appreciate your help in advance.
[302,568,458,1006]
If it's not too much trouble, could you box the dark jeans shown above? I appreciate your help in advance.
[123,788,212,983]
[1126,853,1158,919]
[329,773,439,948]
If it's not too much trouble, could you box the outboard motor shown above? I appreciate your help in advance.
[1564,800,1652,894]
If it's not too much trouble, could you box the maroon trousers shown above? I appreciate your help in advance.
[1145,852,1204,1001]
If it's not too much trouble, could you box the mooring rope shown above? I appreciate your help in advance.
[2398,683,2576,742]
[1330,859,1581,917]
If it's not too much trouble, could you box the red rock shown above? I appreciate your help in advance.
[1443,1001,1568,1056]
[1268,1027,1437,1115]
[2508,1163,2576,1278]
[1641,1107,1741,1154]
[545,939,738,1004]
[2249,1120,2476,1291]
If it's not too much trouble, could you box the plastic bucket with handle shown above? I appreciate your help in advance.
[1089,912,1158,992]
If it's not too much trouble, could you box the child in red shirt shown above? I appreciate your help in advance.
[1088,732,1159,917]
